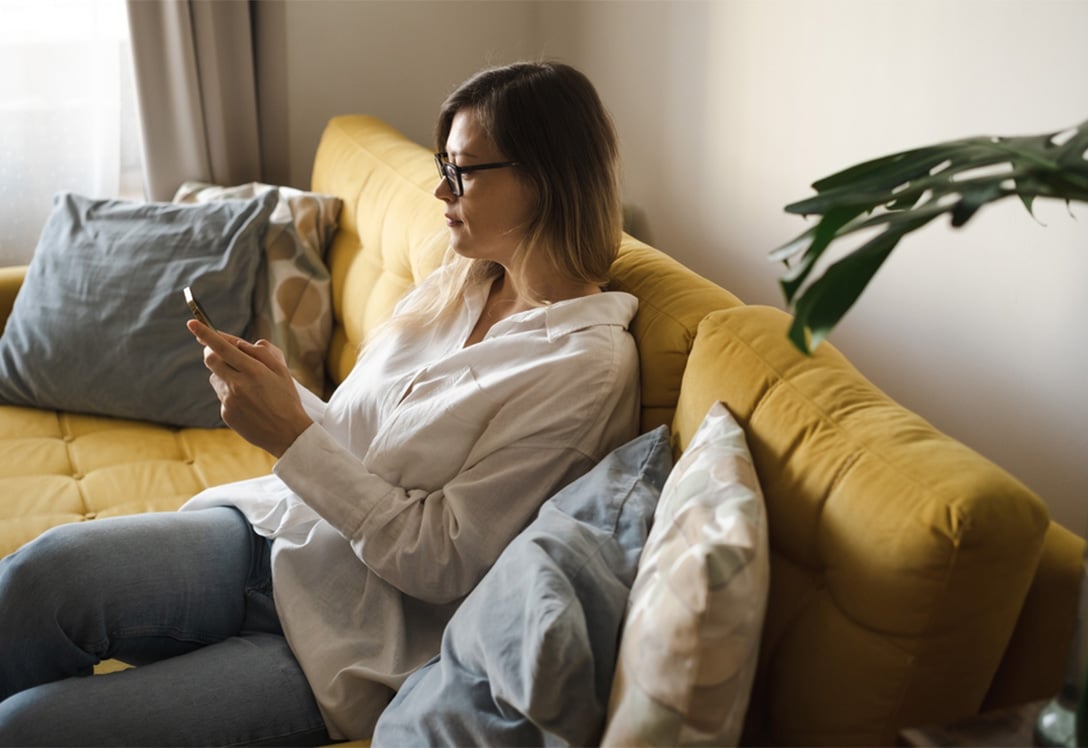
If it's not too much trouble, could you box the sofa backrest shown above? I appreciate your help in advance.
[311,116,448,386]
[310,114,742,433]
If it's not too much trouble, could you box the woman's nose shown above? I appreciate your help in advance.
[434,176,454,201]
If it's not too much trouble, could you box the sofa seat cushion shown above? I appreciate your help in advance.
[0,405,275,558]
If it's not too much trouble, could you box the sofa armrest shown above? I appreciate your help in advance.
[983,520,1086,710]
[678,305,1055,745]
[0,265,27,335]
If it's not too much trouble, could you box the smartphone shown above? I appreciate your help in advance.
[183,286,217,331]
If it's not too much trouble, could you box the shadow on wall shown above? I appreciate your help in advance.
[623,204,652,244]
[253,0,291,187]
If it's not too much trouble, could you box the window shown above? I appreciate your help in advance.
[0,0,141,265]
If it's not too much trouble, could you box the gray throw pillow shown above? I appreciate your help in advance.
[0,190,277,428]
[372,425,673,748]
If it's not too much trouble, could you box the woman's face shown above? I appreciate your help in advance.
[435,109,536,266]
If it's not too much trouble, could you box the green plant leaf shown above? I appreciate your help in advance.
[951,181,1011,227]
[776,206,864,303]
[788,212,941,353]
[773,118,1088,354]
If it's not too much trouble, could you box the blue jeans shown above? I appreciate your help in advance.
[0,508,333,746]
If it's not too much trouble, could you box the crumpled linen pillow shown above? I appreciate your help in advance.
[173,181,341,395]
[0,190,276,428]
[372,426,673,747]
[602,401,770,747]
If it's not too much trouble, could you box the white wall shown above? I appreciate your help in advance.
[257,0,540,188]
[270,0,1088,534]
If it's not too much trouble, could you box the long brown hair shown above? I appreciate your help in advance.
[385,61,622,334]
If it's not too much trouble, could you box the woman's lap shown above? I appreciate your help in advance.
[0,508,330,746]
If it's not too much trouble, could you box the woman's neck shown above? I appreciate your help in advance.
[496,267,602,310]
[463,270,601,348]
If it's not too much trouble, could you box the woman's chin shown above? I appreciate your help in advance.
[447,234,478,259]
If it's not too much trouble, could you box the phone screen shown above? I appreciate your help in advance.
[183,286,216,331]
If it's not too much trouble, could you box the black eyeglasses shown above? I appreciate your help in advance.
[434,152,519,197]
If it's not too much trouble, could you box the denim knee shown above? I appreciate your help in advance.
[0,635,333,747]
[0,687,55,746]
[0,525,106,699]
[1,523,114,638]
[0,510,280,708]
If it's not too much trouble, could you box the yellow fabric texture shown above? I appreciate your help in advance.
[0,405,275,559]
[673,306,1079,744]
[0,114,1081,746]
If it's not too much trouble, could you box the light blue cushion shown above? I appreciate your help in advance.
[372,425,673,747]
[0,191,276,428]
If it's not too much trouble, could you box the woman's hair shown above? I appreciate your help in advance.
[389,61,622,333]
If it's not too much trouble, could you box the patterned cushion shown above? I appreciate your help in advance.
[173,181,341,395]
[603,401,769,746]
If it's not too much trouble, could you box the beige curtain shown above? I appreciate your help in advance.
[127,0,262,201]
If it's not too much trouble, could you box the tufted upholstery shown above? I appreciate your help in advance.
[0,402,275,559]
[0,115,1082,746]
[673,306,1073,743]
[310,116,450,386]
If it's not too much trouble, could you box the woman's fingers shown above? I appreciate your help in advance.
[186,317,309,457]
[187,320,262,373]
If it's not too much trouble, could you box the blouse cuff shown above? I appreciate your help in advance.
[294,380,328,421]
[273,423,389,538]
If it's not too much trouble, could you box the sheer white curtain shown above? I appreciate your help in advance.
[0,0,141,266]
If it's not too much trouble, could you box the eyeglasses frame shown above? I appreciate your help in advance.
[434,152,519,196]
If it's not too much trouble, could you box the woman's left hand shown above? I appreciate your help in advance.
[187,320,314,458]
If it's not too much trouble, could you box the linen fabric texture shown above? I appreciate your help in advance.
[0,190,277,428]
[181,267,641,740]
[372,425,673,747]
[172,181,341,395]
[602,401,770,747]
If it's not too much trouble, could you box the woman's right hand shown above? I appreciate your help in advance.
[187,320,314,458]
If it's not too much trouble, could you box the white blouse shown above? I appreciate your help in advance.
[182,270,640,740]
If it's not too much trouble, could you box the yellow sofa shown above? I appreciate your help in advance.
[0,115,1083,746]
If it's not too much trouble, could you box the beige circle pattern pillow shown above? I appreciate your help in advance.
[603,401,770,746]
[173,181,341,395]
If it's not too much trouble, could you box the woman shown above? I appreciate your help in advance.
[0,61,639,745]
